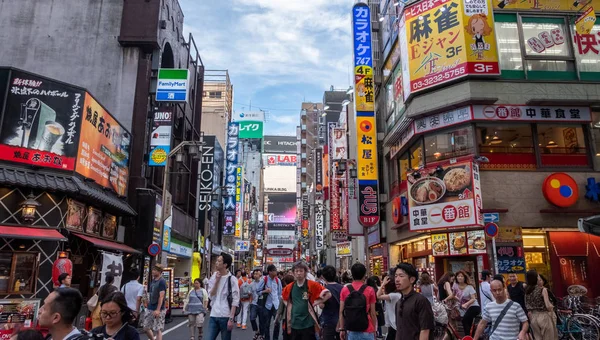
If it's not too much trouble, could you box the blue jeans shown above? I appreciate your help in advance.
[347,332,374,340]
[250,304,259,332]
[260,305,279,340]
[205,317,232,340]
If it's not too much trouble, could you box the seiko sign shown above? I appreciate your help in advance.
[198,138,215,211]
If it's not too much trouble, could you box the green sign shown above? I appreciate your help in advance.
[238,121,263,139]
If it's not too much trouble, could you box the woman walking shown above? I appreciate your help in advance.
[185,278,208,340]
[526,270,557,340]
[91,292,140,340]
[453,270,480,336]
[418,271,438,305]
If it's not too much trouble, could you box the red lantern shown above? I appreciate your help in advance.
[52,254,73,287]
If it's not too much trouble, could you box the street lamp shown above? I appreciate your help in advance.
[20,193,41,224]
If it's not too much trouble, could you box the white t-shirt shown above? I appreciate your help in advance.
[121,280,144,311]
[480,281,493,311]
[208,273,240,318]
[384,292,402,329]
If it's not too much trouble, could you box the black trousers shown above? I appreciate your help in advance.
[291,326,316,340]
[462,305,481,336]
[386,328,396,340]
[322,325,340,340]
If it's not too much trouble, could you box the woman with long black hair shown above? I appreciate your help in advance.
[92,291,140,340]
[525,270,557,340]
[376,273,401,340]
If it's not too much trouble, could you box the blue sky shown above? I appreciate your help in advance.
[180,0,353,136]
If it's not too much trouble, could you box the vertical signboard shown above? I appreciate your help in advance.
[235,166,243,238]
[76,93,131,196]
[353,3,380,227]
[400,0,500,99]
[149,108,173,166]
[223,123,239,235]
[0,71,84,170]
[156,69,190,102]
[315,200,324,250]
[315,148,323,193]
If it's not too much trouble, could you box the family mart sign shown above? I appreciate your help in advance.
[156,69,189,102]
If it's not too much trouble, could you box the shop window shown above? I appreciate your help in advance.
[0,252,38,294]
[537,125,589,167]
[495,14,524,79]
[409,140,423,170]
[573,24,600,81]
[399,152,409,182]
[477,124,536,169]
[591,112,600,170]
[424,126,474,163]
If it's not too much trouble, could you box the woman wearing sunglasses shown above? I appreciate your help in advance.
[92,291,140,340]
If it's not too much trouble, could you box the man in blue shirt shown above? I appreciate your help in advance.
[257,264,283,340]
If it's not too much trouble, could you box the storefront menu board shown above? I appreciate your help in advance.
[161,268,173,310]
[432,230,487,257]
[172,277,190,309]
[0,299,39,330]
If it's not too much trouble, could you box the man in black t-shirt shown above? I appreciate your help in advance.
[394,263,434,340]
[507,271,527,314]
[318,265,342,340]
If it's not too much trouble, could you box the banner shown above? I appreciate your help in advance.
[239,121,263,139]
[100,252,123,287]
[223,123,239,235]
[0,71,84,170]
[336,241,352,257]
[162,207,172,252]
[331,128,347,160]
[353,3,375,112]
[315,200,324,250]
[263,136,297,154]
[401,0,500,98]
[576,7,597,35]
[315,148,323,193]
[495,0,600,11]
[76,93,131,196]
[356,115,380,227]
[149,108,173,166]
[235,166,243,238]
[408,161,484,231]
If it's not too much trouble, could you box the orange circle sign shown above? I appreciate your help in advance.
[392,197,401,224]
[542,173,579,208]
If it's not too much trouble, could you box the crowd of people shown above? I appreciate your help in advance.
[8,254,561,340]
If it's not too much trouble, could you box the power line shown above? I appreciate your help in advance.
[232,101,301,112]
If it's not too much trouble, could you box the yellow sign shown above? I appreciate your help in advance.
[401,0,499,97]
[356,116,378,181]
[496,226,523,243]
[336,241,352,257]
[495,0,599,11]
[355,66,374,111]
[576,7,597,34]
[431,233,449,256]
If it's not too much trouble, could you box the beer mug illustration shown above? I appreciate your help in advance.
[35,121,65,151]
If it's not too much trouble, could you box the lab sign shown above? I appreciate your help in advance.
[156,69,189,102]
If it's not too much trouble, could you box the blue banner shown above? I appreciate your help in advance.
[223,122,239,235]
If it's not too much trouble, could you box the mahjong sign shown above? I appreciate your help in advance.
[156,69,190,102]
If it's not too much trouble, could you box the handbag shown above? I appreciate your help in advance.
[432,297,449,325]
[87,294,99,310]
[444,299,461,320]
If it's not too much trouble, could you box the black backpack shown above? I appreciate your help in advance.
[343,285,369,332]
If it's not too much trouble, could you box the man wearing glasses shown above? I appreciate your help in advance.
[394,263,434,340]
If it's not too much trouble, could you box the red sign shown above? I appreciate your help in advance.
[392,197,402,224]
[542,173,579,208]
[266,154,297,165]
[485,222,499,238]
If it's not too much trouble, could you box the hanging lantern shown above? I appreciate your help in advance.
[20,193,41,224]
[52,252,73,287]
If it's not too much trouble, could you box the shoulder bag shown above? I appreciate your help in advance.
[490,301,514,336]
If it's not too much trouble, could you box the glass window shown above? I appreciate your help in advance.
[495,21,523,70]
[592,112,600,170]
[409,141,423,170]
[573,25,600,73]
[477,124,534,154]
[521,17,570,57]
[537,125,589,167]
[0,252,38,294]
[424,126,474,163]
[399,152,409,182]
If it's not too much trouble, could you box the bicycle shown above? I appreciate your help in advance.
[433,317,478,340]
[556,308,600,340]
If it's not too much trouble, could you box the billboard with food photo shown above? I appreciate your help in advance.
[408,161,483,231]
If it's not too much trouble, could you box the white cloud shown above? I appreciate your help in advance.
[270,115,298,125]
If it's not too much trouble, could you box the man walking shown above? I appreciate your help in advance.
[143,265,167,340]
[319,265,343,340]
[480,270,494,313]
[394,263,434,340]
[281,261,329,340]
[121,268,144,325]
[249,269,263,336]
[473,280,529,340]
[338,263,376,340]
[507,271,527,314]
[38,288,83,340]
[257,264,283,340]
[237,271,252,329]
[206,252,239,340]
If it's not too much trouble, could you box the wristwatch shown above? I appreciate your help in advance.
[229,317,234,322]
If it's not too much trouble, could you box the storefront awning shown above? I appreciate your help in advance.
[0,225,67,241]
[0,166,136,216]
[73,233,141,254]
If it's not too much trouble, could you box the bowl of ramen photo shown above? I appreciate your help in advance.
[409,177,446,205]
[433,241,448,254]
[443,166,471,193]
[452,235,466,250]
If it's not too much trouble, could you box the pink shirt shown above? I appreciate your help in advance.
[340,281,376,333]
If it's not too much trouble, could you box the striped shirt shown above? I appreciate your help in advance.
[482,300,527,340]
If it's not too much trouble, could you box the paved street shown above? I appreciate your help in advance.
[140,316,268,340]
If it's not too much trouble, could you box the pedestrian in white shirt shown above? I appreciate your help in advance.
[206,252,239,340]
[480,270,494,313]
[121,268,144,322]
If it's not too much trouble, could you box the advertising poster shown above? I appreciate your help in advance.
[267,193,296,223]
[467,230,486,254]
[315,200,324,249]
[235,240,250,252]
[331,128,347,160]
[153,195,162,244]
[0,299,40,330]
[431,233,449,256]
[576,7,597,35]
[86,207,102,236]
[496,245,526,274]
[148,108,173,166]
[449,231,467,256]
[408,161,483,231]
[66,199,85,232]
[162,208,172,252]
[262,136,297,154]
[315,148,323,193]
[401,0,500,98]
[495,0,599,11]
[496,226,523,243]
[223,123,239,235]
[559,257,590,294]
[336,241,352,257]
[76,93,130,196]
[102,214,117,240]
[0,71,84,170]
[356,115,380,227]
[238,121,263,139]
